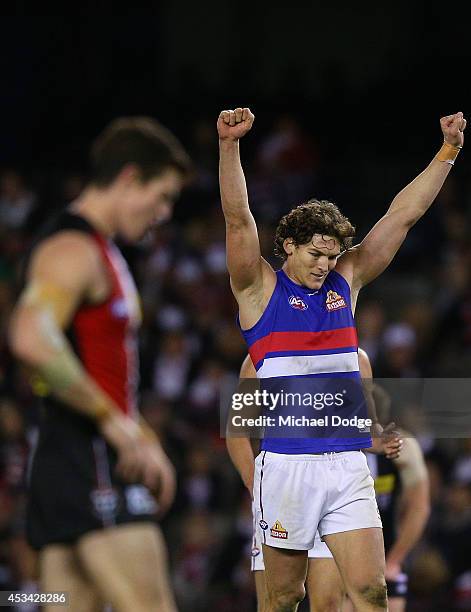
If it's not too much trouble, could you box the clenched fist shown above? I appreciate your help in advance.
[441,111,466,148]
[217,107,255,141]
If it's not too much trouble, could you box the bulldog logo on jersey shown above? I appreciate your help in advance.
[325,290,347,311]
[289,295,308,311]
[270,520,288,539]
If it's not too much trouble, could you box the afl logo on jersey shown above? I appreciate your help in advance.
[325,290,347,311]
[289,295,308,311]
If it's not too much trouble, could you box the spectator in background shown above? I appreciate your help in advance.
[153,331,192,402]
[431,481,471,609]
[0,170,36,231]
[356,300,386,365]
[250,115,318,223]
[173,510,221,611]
[452,439,471,485]
[177,445,223,512]
[376,322,420,378]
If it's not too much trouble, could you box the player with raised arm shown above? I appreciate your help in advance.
[9,117,192,612]
[218,107,464,612]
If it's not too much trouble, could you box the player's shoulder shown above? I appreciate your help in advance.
[335,245,360,287]
[393,434,426,469]
[27,228,102,289]
[32,230,99,266]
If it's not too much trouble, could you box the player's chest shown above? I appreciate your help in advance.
[280,286,353,330]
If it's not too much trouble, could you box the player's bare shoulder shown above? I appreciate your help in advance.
[236,257,277,330]
[28,230,107,302]
[334,245,360,288]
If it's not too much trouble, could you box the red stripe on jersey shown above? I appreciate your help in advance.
[72,235,139,417]
[249,327,358,367]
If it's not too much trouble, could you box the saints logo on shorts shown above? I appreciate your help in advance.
[90,487,120,522]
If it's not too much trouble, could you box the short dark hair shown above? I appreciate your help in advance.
[90,116,192,186]
[274,199,355,260]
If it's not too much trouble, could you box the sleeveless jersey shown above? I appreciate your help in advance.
[28,211,141,426]
[239,269,372,453]
[366,453,401,552]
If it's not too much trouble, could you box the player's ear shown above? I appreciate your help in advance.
[283,238,295,257]
[117,164,142,187]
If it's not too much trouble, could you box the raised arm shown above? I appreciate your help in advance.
[218,108,276,327]
[338,112,466,291]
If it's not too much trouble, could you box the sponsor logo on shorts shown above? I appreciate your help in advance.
[259,519,269,530]
[270,520,288,539]
[289,295,308,311]
[125,485,158,515]
[251,547,261,557]
[90,487,119,521]
[325,290,347,311]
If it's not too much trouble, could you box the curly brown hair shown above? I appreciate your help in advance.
[274,199,355,260]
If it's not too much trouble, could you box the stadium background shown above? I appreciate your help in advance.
[1,11,471,611]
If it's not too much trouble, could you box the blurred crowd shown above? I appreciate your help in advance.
[1,115,471,611]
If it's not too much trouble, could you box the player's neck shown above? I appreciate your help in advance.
[71,186,118,237]
[282,262,303,286]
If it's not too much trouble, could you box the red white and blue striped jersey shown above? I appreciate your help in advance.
[238,268,371,453]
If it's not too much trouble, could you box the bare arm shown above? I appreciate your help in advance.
[359,348,402,458]
[386,437,430,577]
[226,436,256,494]
[218,108,276,327]
[338,112,466,290]
[9,233,147,482]
[358,347,378,425]
[9,233,121,421]
[225,354,258,494]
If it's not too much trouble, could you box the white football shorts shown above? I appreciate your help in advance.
[253,450,382,551]
[251,504,331,571]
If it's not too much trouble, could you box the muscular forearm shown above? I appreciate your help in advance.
[36,344,119,421]
[10,309,119,422]
[219,139,251,224]
[226,436,255,491]
[387,152,454,227]
[387,502,430,566]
